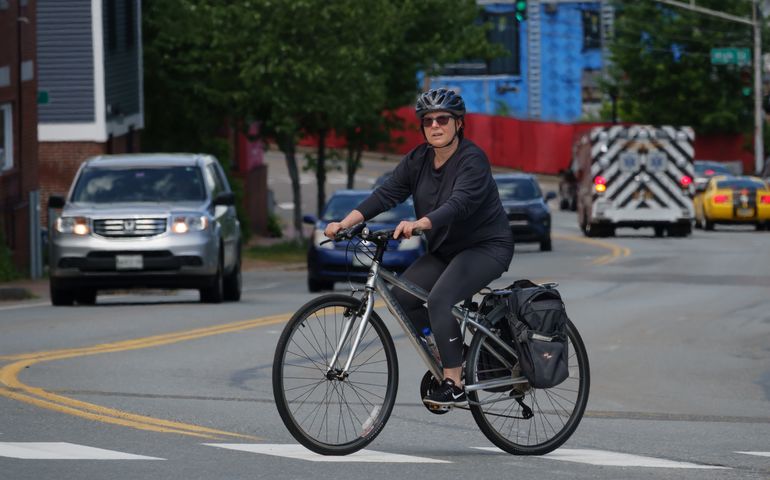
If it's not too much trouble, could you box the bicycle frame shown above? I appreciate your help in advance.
[326,238,526,395]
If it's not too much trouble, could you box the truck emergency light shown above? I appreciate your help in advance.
[713,194,729,204]
[594,175,607,193]
[760,195,770,204]
[594,176,607,193]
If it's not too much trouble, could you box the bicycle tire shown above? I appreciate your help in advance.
[272,294,399,455]
[466,318,590,455]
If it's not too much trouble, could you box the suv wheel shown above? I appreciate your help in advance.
[539,235,552,252]
[308,278,334,293]
[223,251,242,302]
[200,254,224,303]
[75,289,97,305]
[50,281,75,306]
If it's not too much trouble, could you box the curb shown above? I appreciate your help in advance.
[0,286,36,301]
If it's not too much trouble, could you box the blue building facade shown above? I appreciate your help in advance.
[428,0,612,123]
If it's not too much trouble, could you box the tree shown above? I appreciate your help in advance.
[606,1,767,135]
[143,0,502,239]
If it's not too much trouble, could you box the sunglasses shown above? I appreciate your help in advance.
[421,115,454,128]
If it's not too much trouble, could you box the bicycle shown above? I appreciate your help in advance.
[272,224,590,456]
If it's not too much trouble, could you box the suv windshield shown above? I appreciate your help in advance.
[71,166,207,203]
[495,178,542,201]
[322,194,416,223]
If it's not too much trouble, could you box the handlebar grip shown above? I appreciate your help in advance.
[334,222,366,241]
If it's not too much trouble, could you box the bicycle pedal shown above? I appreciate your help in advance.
[427,403,452,412]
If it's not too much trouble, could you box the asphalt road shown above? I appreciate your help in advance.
[1,201,769,479]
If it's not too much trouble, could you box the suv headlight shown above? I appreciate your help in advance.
[171,215,208,234]
[397,235,422,251]
[56,216,90,235]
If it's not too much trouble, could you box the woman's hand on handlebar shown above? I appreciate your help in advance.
[393,217,432,239]
[325,210,365,239]
[324,222,344,239]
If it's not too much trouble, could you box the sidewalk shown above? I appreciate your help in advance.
[0,277,48,302]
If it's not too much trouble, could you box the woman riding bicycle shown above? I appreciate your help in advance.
[324,88,514,408]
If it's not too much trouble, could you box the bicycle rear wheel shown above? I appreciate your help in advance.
[272,294,398,455]
[465,319,589,455]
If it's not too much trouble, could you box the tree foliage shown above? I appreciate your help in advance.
[606,0,767,135]
[143,0,500,238]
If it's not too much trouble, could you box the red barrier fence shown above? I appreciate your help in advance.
[298,107,754,175]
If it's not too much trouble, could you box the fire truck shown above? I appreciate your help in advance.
[573,125,695,237]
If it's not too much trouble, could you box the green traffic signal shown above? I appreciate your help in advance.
[515,0,527,21]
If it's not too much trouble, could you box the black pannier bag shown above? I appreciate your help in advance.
[505,279,570,389]
[476,293,517,392]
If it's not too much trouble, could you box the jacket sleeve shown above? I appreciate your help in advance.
[425,153,490,229]
[356,153,414,220]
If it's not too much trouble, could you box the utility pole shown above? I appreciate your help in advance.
[656,0,764,175]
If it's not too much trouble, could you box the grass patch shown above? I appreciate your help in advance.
[245,239,308,263]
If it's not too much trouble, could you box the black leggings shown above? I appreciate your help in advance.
[392,247,508,368]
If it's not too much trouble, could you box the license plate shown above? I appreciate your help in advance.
[736,208,754,218]
[116,254,143,270]
[509,220,528,226]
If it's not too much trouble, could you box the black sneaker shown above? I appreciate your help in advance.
[423,378,467,407]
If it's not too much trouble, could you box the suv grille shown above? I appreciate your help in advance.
[93,218,167,237]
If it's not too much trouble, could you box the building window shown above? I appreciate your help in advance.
[0,104,12,172]
[125,0,135,47]
[582,9,601,51]
[107,0,117,51]
[441,11,520,76]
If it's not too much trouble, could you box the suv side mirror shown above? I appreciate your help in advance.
[213,192,235,206]
[544,191,557,201]
[48,195,65,209]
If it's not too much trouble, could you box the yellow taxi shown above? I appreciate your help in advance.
[693,175,770,231]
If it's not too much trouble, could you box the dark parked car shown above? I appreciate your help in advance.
[693,160,733,191]
[493,173,556,251]
[303,190,425,292]
[373,171,393,188]
[48,154,242,305]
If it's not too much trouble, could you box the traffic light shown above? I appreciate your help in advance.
[515,0,527,21]
[740,67,752,97]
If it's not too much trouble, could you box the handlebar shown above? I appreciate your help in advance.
[322,223,423,246]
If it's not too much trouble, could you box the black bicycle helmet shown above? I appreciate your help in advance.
[415,88,466,118]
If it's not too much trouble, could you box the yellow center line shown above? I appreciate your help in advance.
[552,232,631,265]
[0,312,297,439]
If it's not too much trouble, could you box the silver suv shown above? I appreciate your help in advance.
[48,154,242,305]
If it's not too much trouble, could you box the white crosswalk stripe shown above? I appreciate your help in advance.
[474,447,729,469]
[0,442,164,460]
[203,443,450,463]
[736,451,770,458]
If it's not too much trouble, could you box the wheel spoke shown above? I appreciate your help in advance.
[466,321,589,454]
[274,297,397,454]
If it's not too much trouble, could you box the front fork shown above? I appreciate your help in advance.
[325,262,379,380]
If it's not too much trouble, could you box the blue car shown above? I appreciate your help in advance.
[493,173,556,251]
[303,190,425,292]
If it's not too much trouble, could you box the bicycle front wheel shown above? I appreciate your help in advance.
[272,294,399,455]
[466,319,590,455]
